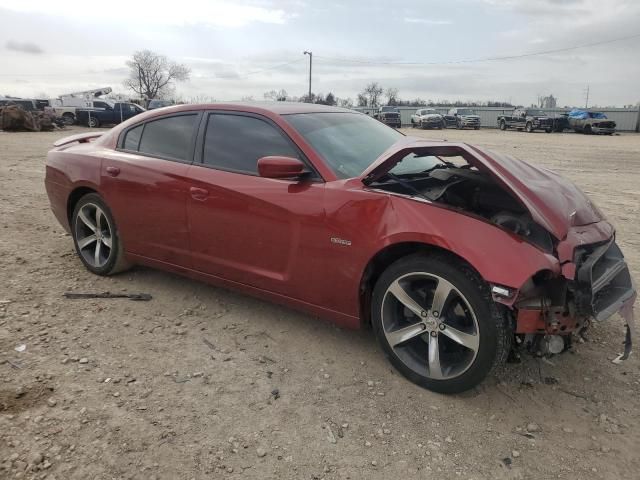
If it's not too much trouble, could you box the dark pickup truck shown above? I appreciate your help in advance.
[77,102,145,127]
[373,106,402,128]
[498,108,554,133]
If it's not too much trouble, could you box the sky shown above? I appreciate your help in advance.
[1,0,639,107]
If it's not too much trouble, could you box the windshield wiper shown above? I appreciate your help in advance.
[385,172,432,202]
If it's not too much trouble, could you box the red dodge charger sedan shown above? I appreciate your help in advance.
[45,103,636,393]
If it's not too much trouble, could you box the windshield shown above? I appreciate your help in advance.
[457,109,475,115]
[527,110,547,116]
[285,112,404,179]
[381,106,398,112]
[423,109,437,115]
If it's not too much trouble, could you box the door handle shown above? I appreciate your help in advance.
[190,187,209,201]
[106,166,120,177]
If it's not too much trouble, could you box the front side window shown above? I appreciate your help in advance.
[202,113,300,174]
[138,114,198,161]
[285,112,403,179]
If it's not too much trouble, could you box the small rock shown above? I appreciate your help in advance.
[562,427,574,433]
[113,392,120,397]
[512,450,520,458]
[526,423,540,433]
[79,358,88,364]
[256,447,267,457]
[365,441,372,447]
[600,445,611,453]
[29,452,44,465]
[47,398,57,407]
[445,436,453,443]
[371,460,377,467]
[367,381,374,387]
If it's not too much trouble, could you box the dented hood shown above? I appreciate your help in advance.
[361,138,603,240]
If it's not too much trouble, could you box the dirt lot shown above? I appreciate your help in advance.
[1,126,639,480]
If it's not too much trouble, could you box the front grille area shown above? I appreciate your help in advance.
[596,121,615,128]
[574,240,635,321]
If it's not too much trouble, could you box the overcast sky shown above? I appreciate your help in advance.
[1,0,639,106]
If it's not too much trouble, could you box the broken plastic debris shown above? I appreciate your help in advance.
[14,344,26,352]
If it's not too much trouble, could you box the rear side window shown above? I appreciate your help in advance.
[203,114,299,174]
[138,114,198,161]
[123,124,143,151]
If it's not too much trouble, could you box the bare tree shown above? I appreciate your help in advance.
[361,82,383,107]
[124,50,190,104]
[338,97,354,108]
[385,87,399,106]
[263,89,288,101]
[357,93,368,107]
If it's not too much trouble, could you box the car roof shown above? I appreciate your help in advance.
[156,101,353,116]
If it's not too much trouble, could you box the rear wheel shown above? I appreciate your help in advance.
[584,125,592,135]
[62,113,75,125]
[71,193,130,276]
[499,120,507,131]
[371,254,510,393]
[88,116,100,128]
[525,122,533,133]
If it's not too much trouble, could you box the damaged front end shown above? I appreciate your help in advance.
[512,232,636,360]
[362,138,636,361]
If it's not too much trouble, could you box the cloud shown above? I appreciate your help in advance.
[404,17,452,25]
[0,0,291,28]
[5,40,44,54]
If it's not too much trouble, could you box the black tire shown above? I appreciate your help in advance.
[371,253,510,394]
[525,122,533,133]
[584,125,592,135]
[62,113,75,126]
[545,128,552,133]
[71,193,130,276]
[456,120,462,129]
[474,126,480,130]
[88,116,100,128]
[411,120,416,128]
[499,120,507,131]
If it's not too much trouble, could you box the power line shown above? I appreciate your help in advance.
[315,32,640,66]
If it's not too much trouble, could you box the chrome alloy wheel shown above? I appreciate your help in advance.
[74,203,113,268]
[381,272,480,380]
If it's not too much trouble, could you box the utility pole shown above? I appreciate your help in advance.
[584,85,590,109]
[303,51,312,102]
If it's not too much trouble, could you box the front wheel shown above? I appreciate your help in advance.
[525,122,533,133]
[87,116,100,128]
[71,193,130,275]
[499,121,506,131]
[371,254,510,394]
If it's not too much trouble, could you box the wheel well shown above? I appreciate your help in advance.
[67,187,97,225]
[358,242,474,328]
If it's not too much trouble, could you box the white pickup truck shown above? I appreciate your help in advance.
[50,87,114,125]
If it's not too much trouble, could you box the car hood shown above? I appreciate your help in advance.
[459,115,479,119]
[420,114,441,119]
[360,138,603,240]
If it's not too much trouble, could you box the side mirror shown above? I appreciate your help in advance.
[257,156,306,179]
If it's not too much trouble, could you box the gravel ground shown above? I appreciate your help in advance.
[1,126,639,480]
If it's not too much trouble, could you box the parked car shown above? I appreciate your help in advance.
[568,110,616,135]
[443,108,480,129]
[147,99,174,110]
[45,103,635,394]
[498,108,553,133]
[373,106,401,128]
[410,108,444,129]
[550,113,570,133]
[76,102,145,127]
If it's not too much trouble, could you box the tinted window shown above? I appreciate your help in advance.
[203,114,299,174]
[138,114,197,161]
[93,101,110,109]
[123,124,143,151]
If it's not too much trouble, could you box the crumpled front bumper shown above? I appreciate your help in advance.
[513,221,636,359]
